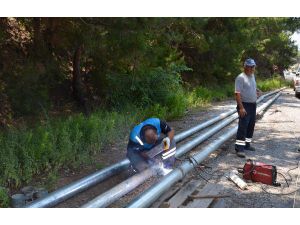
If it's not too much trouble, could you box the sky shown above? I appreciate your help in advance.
[291,32,300,50]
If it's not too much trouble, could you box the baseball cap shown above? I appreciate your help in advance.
[244,58,256,67]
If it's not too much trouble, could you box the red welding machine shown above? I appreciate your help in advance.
[242,159,279,186]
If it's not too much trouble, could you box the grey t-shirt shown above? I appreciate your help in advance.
[235,72,257,103]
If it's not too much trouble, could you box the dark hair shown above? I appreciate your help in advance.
[142,125,157,133]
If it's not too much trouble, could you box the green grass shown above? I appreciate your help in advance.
[0,187,9,208]
[187,84,234,108]
[0,110,139,189]
[257,75,290,92]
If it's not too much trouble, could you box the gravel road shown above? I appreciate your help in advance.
[204,88,300,208]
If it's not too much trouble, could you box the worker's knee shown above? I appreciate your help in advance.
[127,149,150,172]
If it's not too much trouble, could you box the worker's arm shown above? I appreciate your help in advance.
[127,140,150,160]
[160,120,174,149]
[167,129,175,141]
[160,120,174,140]
[235,76,247,118]
[235,92,247,118]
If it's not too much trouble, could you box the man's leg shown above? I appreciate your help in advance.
[235,104,251,157]
[126,149,150,172]
[245,104,256,151]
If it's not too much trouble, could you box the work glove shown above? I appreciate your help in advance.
[163,137,171,150]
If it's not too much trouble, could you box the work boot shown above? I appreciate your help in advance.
[245,144,255,151]
[236,150,246,158]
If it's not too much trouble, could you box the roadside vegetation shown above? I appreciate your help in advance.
[0,18,299,207]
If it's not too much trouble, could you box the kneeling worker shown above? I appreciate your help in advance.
[127,118,175,172]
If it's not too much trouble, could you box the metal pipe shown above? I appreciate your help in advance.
[127,92,281,208]
[26,159,130,208]
[81,92,281,208]
[81,168,157,208]
[174,109,236,142]
[26,102,235,208]
[26,89,282,208]
[256,87,285,104]
[81,112,237,208]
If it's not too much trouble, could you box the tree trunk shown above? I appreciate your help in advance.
[72,45,89,116]
[32,18,42,54]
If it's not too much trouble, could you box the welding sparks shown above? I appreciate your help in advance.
[160,166,173,176]
[152,162,173,176]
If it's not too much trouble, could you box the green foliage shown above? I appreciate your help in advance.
[187,84,234,108]
[257,75,287,91]
[164,88,188,119]
[3,61,61,116]
[1,17,299,118]
[0,110,137,188]
[105,63,189,106]
[0,187,9,208]
[103,62,190,120]
[44,171,59,190]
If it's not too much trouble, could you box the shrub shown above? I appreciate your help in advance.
[257,75,287,92]
[0,187,9,208]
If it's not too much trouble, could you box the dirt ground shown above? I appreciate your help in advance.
[49,88,300,208]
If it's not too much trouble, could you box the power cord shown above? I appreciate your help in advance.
[260,161,300,197]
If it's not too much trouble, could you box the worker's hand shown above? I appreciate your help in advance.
[238,108,247,118]
[140,152,150,160]
[163,137,171,150]
[256,90,263,97]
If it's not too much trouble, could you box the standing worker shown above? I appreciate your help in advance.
[127,118,175,172]
[235,58,262,158]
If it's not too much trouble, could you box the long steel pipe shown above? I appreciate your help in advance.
[81,168,157,208]
[127,92,281,208]
[26,89,283,208]
[26,101,236,208]
[81,91,282,208]
[81,113,238,208]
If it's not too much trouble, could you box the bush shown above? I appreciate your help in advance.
[105,64,189,106]
[187,84,234,108]
[3,61,63,116]
[164,89,188,119]
[0,187,9,208]
[257,75,287,92]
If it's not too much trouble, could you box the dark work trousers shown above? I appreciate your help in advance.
[126,148,150,172]
[235,102,257,152]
